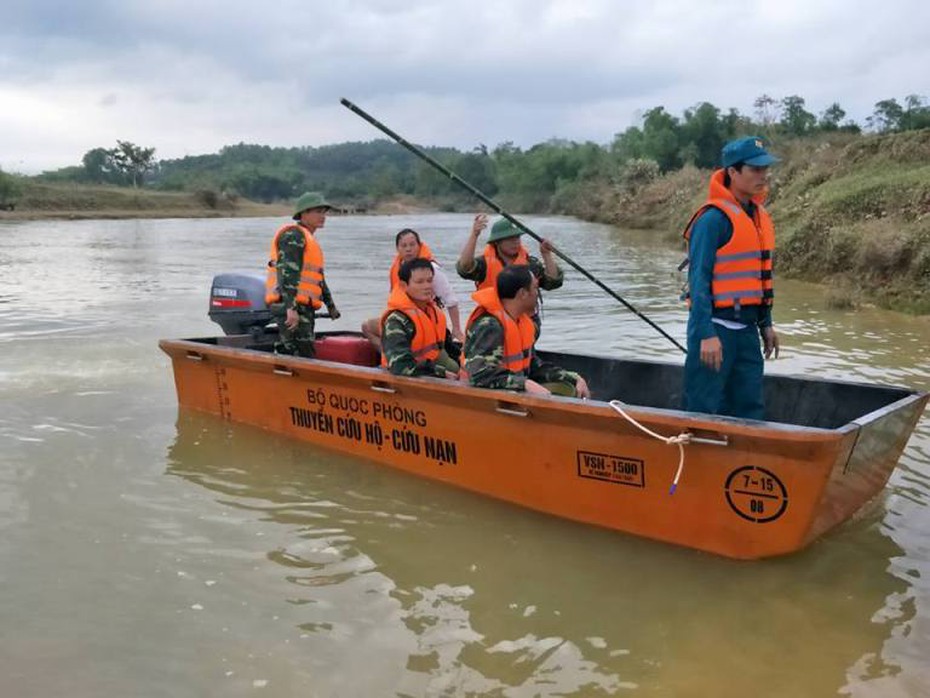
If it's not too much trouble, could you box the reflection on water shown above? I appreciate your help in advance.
[1,214,929,696]
[164,411,911,696]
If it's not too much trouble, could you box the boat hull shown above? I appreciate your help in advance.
[159,336,927,559]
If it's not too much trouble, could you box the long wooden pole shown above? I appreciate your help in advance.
[341,97,687,354]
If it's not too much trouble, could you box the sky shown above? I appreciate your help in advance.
[1,0,928,173]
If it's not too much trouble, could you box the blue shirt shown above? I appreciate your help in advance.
[687,205,772,344]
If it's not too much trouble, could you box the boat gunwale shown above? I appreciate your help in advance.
[159,335,927,440]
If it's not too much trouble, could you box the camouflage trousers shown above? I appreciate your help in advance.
[436,350,460,374]
[270,303,316,358]
[543,380,578,397]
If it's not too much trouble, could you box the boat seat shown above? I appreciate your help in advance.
[314,335,381,367]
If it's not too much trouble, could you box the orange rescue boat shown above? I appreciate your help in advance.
[159,325,927,560]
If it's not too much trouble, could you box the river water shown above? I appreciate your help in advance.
[1,213,928,697]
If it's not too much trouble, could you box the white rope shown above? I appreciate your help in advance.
[608,400,691,495]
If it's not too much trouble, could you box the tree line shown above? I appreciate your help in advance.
[38,141,157,188]
[25,94,930,210]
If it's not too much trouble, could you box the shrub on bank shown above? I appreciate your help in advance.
[0,168,23,209]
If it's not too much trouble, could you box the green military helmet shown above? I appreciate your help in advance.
[486,217,523,243]
[292,191,332,220]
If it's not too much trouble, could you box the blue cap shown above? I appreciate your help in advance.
[721,136,779,168]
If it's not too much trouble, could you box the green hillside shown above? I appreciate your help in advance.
[577,130,930,313]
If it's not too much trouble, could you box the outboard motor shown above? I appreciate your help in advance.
[208,272,274,337]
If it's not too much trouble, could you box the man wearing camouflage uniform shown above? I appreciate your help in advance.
[464,265,590,398]
[457,214,563,332]
[457,214,563,291]
[266,191,341,357]
[381,258,461,379]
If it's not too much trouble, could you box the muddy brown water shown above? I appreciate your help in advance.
[1,214,928,697]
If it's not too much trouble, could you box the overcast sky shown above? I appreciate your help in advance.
[2,0,928,173]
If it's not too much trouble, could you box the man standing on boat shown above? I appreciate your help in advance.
[265,191,341,358]
[682,137,780,420]
[457,214,563,329]
[464,265,590,398]
[381,258,461,379]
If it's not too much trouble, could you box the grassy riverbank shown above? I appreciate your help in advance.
[0,182,289,220]
[570,129,930,314]
[0,182,439,221]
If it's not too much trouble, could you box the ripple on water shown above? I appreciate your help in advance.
[1,215,929,697]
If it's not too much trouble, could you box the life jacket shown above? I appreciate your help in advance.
[477,243,530,290]
[466,287,535,374]
[389,242,434,290]
[265,223,325,308]
[682,169,774,310]
[379,286,447,368]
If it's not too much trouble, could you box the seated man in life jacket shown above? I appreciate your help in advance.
[457,214,562,334]
[381,258,462,379]
[464,265,590,398]
[362,227,464,350]
[457,214,563,291]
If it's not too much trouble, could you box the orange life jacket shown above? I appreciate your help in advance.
[683,169,774,310]
[466,287,535,373]
[379,286,447,367]
[389,242,434,290]
[477,243,530,290]
[265,223,325,308]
